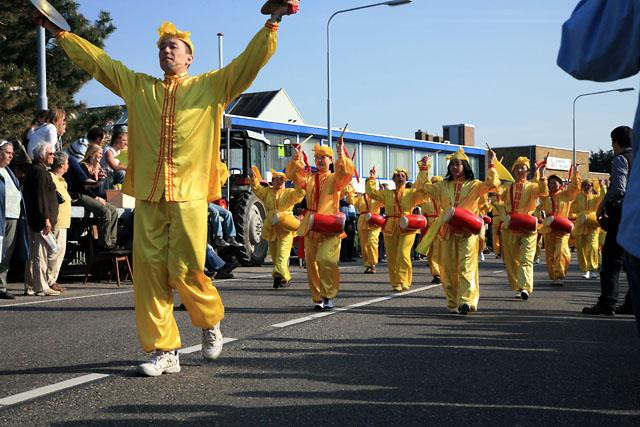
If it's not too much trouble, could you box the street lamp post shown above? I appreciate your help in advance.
[326,0,411,147]
[36,26,48,110]
[572,87,634,166]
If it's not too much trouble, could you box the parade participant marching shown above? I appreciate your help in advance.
[366,162,430,292]
[542,168,580,286]
[571,179,605,279]
[250,168,305,288]
[416,148,500,314]
[420,176,444,284]
[500,157,548,300]
[354,189,384,274]
[35,3,296,376]
[489,192,504,258]
[286,140,355,310]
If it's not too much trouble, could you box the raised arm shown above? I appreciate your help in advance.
[332,140,355,193]
[285,144,310,190]
[365,167,385,202]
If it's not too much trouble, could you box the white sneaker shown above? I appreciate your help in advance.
[514,292,522,299]
[138,350,180,377]
[202,323,223,361]
[35,288,61,296]
[520,290,529,301]
[534,258,540,264]
[582,271,591,279]
[480,253,485,262]
[591,271,599,279]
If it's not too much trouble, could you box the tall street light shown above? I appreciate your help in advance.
[326,0,412,147]
[572,87,635,166]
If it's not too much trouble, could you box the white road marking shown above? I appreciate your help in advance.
[0,374,109,407]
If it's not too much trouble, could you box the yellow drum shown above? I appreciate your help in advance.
[273,212,300,232]
[579,212,599,228]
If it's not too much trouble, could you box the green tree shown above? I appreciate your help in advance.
[0,0,116,143]
[589,149,614,174]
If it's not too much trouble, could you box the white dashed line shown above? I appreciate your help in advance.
[0,374,109,407]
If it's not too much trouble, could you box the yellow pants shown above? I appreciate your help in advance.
[544,232,571,280]
[304,234,341,302]
[358,225,381,267]
[501,230,537,293]
[384,232,417,290]
[492,222,501,255]
[134,198,224,353]
[428,236,441,278]
[576,230,600,273]
[269,232,295,282]
[536,233,543,259]
[440,233,480,310]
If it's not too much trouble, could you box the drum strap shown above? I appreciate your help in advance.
[394,189,403,216]
[510,182,523,213]
[314,173,322,212]
[550,192,557,215]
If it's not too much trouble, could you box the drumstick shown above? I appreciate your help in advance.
[338,123,349,141]
[297,135,313,148]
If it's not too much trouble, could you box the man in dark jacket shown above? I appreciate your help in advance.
[23,142,59,296]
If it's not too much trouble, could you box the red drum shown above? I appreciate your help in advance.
[365,213,386,228]
[505,213,538,232]
[545,216,574,234]
[309,213,345,234]
[399,214,427,231]
[483,215,492,224]
[442,207,483,235]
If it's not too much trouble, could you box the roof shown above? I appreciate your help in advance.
[225,90,280,117]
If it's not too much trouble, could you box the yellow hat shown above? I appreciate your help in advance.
[270,169,286,179]
[431,175,444,183]
[511,156,531,171]
[446,147,470,162]
[393,168,409,178]
[314,144,333,158]
[157,21,195,54]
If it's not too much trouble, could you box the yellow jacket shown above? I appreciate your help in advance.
[251,179,305,242]
[499,172,548,219]
[57,23,278,202]
[542,173,581,233]
[286,153,355,237]
[355,193,384,231]
[570,181,605,235]
[365,169,430,235]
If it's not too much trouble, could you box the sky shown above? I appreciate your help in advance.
[70,0,639,154]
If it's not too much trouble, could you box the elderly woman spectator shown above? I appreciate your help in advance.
[27,107,66,159]
[100,125,128,189]
[23,143,60,296]
[67,144,119,250]
[0,141,29,299]
[47,152,72,293]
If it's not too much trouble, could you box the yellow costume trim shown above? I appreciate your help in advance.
[393,168,409,178]
[511,156,531,172]
[446,147,470,162]
[270,169,286,179]
[157,21,195,54]
[314,144,333,158]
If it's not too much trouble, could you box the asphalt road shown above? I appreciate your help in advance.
[0,253,639,426]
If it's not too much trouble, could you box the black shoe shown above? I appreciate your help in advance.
[582,304,614,316]
[280,280,291,288]
[215,270,234,280]
[0,290,15,300]
[273,276,282,289]
[458,303,470,315]
[225,237,243,247]
[615,304,634,315]
[431,276,441,284]
[214,236,230,248]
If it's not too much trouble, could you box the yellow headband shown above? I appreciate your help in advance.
[446,147,469,162]
[431,175,444,183]
[157,21,195,54]
[511,156,530,171]
[314,144,333,159]
[270,169,286,179]
[393,168,409,178]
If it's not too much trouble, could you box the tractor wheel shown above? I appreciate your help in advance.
[231,192,268,266]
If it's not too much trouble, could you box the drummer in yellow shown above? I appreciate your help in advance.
[37,6,289,376]
[366,163,431,292]
[421,176,444,284]
[250,169,305,288]
[416,148,500,314]
[286,140,354,310]
[571,179,605,279]
[543,169,580,286]
[500,157,548,301]
[354,190,384,274]
[489,192,504,258]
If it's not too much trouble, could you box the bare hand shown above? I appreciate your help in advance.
[370,165,377,178]
[42,219,52,236]
[488,149,497,165]
[96,197,106,206]
[336,139,345,157]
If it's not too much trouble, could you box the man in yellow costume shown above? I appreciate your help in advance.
[500,157,548,300]
[354,188,384,274]
[286,140,354,310]
[571,179,605,279]
[543,170,581,286]
[416,148,499,314]
[37,4,294,376]
[250,169,305,288]
[420,176,444,284]
[366,163,430,292]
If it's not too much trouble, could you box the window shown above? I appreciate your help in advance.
[362,144,386,178]
[389,147,413,180]
[438,153,450,177]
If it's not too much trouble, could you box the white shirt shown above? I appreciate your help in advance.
[27,123,57,160]
[100,146,120,173]
[0,167,21,219]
